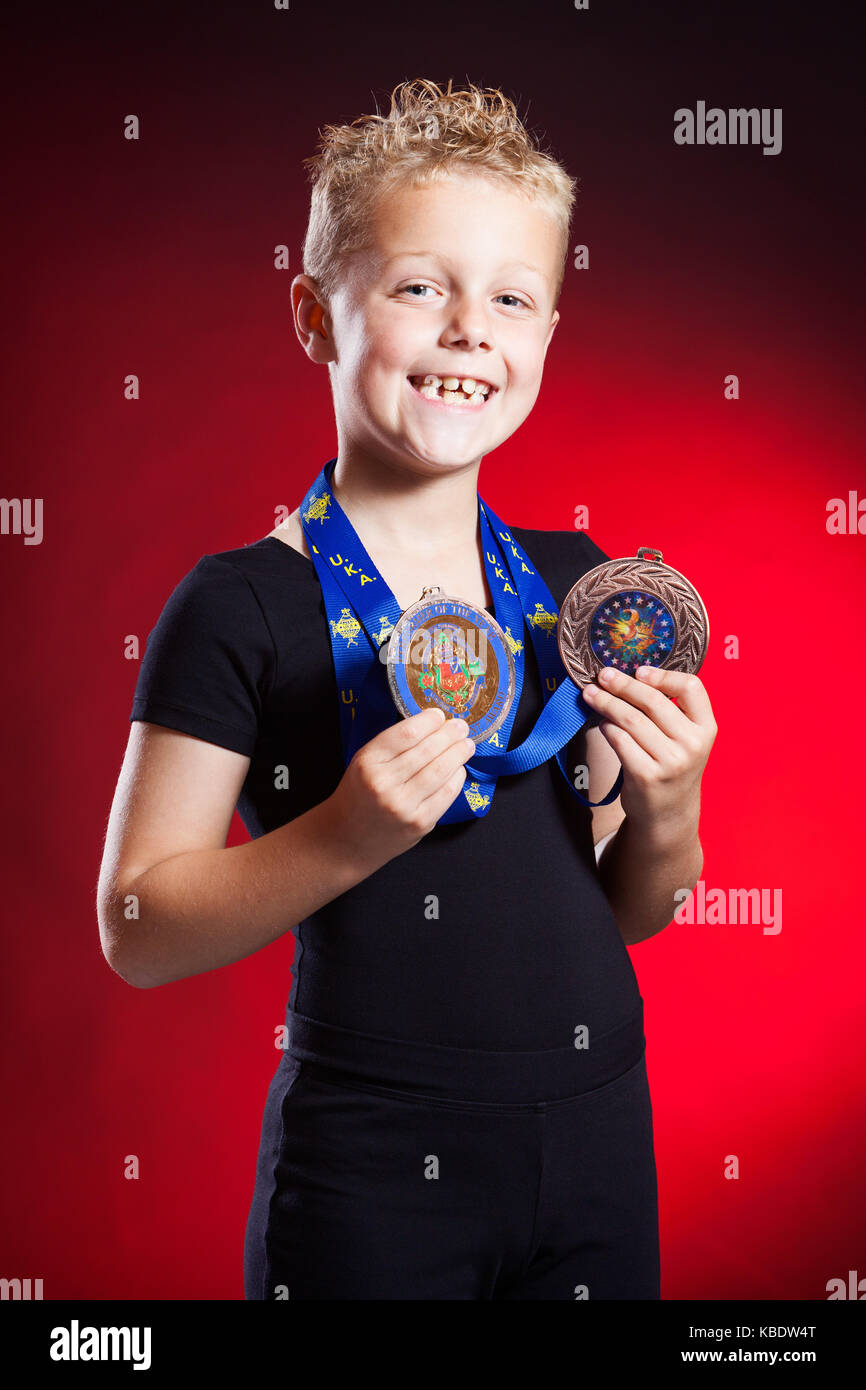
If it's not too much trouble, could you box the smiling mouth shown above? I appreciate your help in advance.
[407,373,497,408]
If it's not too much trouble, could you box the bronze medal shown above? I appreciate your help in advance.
[557,547,709,687]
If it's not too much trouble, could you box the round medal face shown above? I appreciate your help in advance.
[557,549,709,688]
[386,587,517,742]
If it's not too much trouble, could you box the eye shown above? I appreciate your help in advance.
[496,293,531,309]
[398,283,438,299]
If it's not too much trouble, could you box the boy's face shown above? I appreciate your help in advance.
[302,172,562,476]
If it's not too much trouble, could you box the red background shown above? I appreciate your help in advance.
[2,0,864,1299]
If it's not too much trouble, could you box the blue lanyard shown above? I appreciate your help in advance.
[299,458,622,825]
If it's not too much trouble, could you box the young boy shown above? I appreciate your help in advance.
[97,78,716,1300]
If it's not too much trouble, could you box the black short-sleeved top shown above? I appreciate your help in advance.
[129,525,642,1050]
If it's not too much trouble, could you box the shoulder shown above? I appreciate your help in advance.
[508,525,611,605]
[510,525,610,569]
[201,537,287,582]
[143,543,283,653]
[167,537,306,608]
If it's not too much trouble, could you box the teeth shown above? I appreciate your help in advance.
[411,374,494,404]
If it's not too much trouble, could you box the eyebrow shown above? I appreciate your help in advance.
[384,252,547,280]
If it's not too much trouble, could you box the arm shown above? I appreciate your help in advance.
[97,708,474,990]
[580,669,716,946]
[581,723,626,849]
[596,810,703,946]
[96,721,371,990]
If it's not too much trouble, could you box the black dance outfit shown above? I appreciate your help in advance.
[129,524,660,1300]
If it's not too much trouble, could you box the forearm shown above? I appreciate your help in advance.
[597,811,703,946]
[101,796,371,989]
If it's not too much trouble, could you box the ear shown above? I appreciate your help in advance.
[544,308,560,352]
[291,275,336,364]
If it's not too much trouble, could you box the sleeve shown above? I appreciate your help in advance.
[129,555,276,757]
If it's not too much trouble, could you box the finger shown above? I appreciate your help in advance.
[414,761,471,819]
[634,666,716,731]
[406,732,475,808]
[592,666,688,740]
[582,680,676,761]
[374,707,449,763]
[596,719,657,781]
[389,711,473,782]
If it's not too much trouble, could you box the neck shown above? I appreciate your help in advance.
[329,445,483,561]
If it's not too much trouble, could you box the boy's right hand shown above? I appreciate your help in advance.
[323,708,476,870]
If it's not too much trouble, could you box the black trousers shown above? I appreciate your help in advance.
[243,1005,660,1300]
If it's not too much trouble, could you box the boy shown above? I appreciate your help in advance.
[97,78,716,1300]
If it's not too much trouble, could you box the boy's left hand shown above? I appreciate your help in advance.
[581,666,717,836]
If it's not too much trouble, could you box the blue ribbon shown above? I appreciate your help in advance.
[299,458,623,825]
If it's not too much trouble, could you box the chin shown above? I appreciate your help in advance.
[403,436,488,470]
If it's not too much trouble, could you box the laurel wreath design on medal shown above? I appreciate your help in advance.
[557,548,709,689]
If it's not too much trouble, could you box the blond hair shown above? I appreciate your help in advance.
[301,78,577,307]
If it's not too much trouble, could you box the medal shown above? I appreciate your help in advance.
[298,459,703,822]
[385,585,517,743]
[557,547,709,688]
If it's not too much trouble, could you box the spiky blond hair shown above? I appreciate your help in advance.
[301,78,577,308]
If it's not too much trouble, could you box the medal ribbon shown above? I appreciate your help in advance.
[299,459,622,825]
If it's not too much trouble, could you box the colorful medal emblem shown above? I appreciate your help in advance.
[386,586,517,743]
[557,547,709,687]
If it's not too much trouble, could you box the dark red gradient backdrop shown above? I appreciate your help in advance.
[2,0,864,1300]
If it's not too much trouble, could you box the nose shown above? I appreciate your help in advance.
[439,294,495,352]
